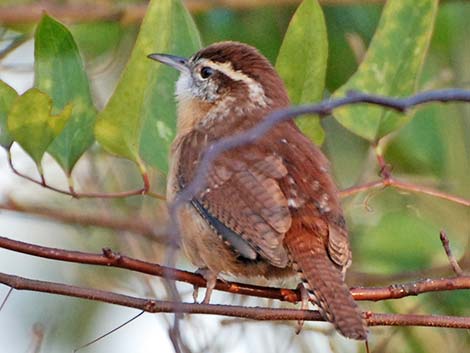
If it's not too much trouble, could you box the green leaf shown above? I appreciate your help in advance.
[333,0,438,141]
[385,105,445,177]
[70,22,124,60]
[8,89,72,170]
[355,210,442,273]
[95,0,201,172]
[34,14,97,174]
[0,80,18,149]
[276,0,328,144]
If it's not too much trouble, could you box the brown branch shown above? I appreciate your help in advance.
[365,313,470,329]
[349,255,470,286]
[351,276,470,301]
[0,271,469,330]
[439,230,464,276]
[0,1,386,25]
[350,227,469,286]
[0,235,297,302]
[340,138,470,206]
[7,149,154,200]
[1,236,469,304]
[339,177,470,207]
[0,199,172,245]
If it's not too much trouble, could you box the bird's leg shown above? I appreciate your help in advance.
[193,268,219,304]
[295,282,310,334]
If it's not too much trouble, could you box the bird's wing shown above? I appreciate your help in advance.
[177,130,291,268]
[176,120,351,269]
[272,122,352,269]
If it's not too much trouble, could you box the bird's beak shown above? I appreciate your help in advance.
[147,53,189,73]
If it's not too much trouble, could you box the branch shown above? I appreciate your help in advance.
[7,149,155,200]
[170,89,470,246]
[439,230,464,276]
[0,199,172,245]
[0,1,386,25]
[1,271,469,330]
[339,177,470,207]
[0,236,469,303]
[338,139,470,227]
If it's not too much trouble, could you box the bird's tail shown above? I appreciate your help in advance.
[285,230,368,340]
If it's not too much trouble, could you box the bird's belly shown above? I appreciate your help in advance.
[175,202,294,279]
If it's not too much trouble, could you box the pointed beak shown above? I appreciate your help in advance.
[147,53,189,73]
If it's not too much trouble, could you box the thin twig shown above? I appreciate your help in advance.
[73,311,145,353]
[339,177,470,207]
[439,230,464,276]
[0,199,171,245]
[7,149,153,199]
[340,136,470,206]
[0,287,13,311]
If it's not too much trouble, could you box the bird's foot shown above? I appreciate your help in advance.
[295,282,310,334]
[193,268,219,304]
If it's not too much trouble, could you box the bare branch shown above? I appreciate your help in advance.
[73,312,145,353]
[439,230,464,276]
[365,312,470,329]
[1,236,469,303]
[351,276,470,301]
[0,199,171,245]
[7,149,153,199]
[0,287,13,311]
[0,271,469,330]
[339,177,470,207]
[0,1,386,25]
[339,139,470,206]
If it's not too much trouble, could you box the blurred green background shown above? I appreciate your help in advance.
[0,1,468,353]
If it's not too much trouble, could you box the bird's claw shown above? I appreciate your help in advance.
[193,268,218,304]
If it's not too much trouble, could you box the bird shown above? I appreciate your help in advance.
[148,41,368,340]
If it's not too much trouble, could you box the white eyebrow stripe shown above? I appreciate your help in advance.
[199,59,269,108]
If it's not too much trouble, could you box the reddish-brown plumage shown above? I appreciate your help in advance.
[152,41,368,340]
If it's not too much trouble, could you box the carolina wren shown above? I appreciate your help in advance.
[149,41,367,340]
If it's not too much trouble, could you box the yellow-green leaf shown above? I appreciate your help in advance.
[34,15,97,174]
[276,0,327,144]
[95,0,201,172]
[0,80,18,149]
[7,89,72,168]
[333,0,438,141]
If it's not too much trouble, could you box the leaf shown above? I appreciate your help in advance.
[276,0,328,144]
[95,0,201,172]
[355,210,441,273]
[0,80,18,149]
[8,89,72,170]
[70,22,124,60]
[34,15,97,174]
[385,105,445,177]
[333,0,438,141]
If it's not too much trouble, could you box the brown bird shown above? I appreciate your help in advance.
[148,41,368,340]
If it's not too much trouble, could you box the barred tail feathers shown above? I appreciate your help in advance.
[285,230,368,340]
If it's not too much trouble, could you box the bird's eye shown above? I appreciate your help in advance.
[200,66,214,79]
